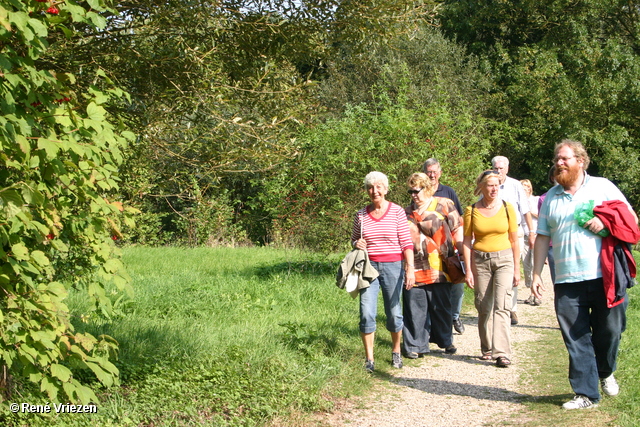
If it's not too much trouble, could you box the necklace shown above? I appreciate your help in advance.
[371,201,387,214]
[482,198,498,209]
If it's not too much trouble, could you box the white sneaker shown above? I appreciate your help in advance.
[562,395,598,410]
[600,374,620,396]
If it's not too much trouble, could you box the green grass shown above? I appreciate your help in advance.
[2,247,382,426]
[3,247,639,426]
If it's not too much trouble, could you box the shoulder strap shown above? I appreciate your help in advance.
[472,201,510,234]
[503,200,510,223]
[471,203,476,234]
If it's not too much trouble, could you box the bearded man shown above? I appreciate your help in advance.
[532,139,639,410]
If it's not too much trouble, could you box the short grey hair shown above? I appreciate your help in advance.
[491,156,509,167]
[422,158,441,172]
[364,171,389,189]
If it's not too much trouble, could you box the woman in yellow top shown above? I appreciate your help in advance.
[462,170,520,367]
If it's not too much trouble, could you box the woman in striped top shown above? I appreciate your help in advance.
[352,171,415,372]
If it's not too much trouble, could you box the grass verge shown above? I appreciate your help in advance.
[1,246,378,426]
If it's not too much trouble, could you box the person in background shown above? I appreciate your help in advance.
[463,170,520,368]
[520,179,541,306]
[492,156,534,325]
[351,171,415,373]
[403,173,463,359]
[423,158,466,335]
[532,140,639,409]
[538,166,556,285]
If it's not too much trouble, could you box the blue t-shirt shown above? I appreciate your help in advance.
[537,173,631,283]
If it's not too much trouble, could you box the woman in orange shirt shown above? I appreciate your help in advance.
[462,170,520,367]
[403,173,463,359]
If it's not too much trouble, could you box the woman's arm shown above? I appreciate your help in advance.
[508,230,520,287]
[403,247,415,289]
[462,235,474,289]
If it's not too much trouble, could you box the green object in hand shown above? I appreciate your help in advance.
[574,200,610,237]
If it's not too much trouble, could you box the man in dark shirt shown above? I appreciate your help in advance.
[423,158,465,334]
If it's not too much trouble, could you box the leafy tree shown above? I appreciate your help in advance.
[262,81,492,251]
[439,0,640,205]
[42,0,443,245]
[0,0,134,403]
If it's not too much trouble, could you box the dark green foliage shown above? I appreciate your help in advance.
[439,0,640,204]
[261,94,492,251]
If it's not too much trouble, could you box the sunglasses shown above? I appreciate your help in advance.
[407,188,423,195]
[483,170,500,177]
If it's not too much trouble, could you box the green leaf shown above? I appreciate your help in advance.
[20,183,44,206]
[73,381,98,405]
[86,102,105,121]
[50,239,69,252]
[85,361,114,387]
[11,243,29,261]
[27,18,48,38]
[30,250,50,267]
[40,376,59,401]
[37,138,60,159]
[50,363,72,382]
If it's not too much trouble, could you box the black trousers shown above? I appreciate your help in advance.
[402,282,453,354]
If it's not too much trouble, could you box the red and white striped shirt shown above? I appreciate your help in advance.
[351,202,413,262]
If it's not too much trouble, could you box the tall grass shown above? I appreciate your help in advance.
[3,247,376,426]
[606,251,640,426]
[3,247,638,426]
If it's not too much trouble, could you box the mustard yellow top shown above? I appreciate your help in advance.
[463,202,518,253]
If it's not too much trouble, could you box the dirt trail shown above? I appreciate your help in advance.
[319,265,557,427]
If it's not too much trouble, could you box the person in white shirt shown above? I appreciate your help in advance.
[491,156,534,325]
[520,179,541,306]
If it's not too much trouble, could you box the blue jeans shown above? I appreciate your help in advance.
[359,261,404,334]
[554,278,628,402]
[450,282,465,321]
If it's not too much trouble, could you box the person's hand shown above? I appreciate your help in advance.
[528,233,536,248]
[513,271,520,288]
[405,266,415,289]
[465,272,474,289]
[354,238,367,250]
[531,275,545,298]
[584,216,605,235]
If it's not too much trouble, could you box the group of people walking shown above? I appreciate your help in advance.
[347,139,639,410]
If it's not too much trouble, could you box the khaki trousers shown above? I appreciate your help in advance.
[473,248,514,359]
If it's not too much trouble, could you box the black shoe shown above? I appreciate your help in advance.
[364,359,375,373]
[391,352,403,369]
[453,318,465,334]
[445,344,457,354]
[510,311,518,325]
[404,351,419,359]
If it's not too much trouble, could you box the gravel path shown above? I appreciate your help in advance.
[319,265,557,427]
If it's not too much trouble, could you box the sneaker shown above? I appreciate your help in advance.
[364,359,375,373]
[404,351,419,359]
[510,311,519,325]
[562,395,598,410]
[601,374,619,396]
[453,318,465,334]
[444,344,457,354]
[391,352,403,369]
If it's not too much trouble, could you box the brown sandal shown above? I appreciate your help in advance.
[496,356,511,367]
[480,352,492,360]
